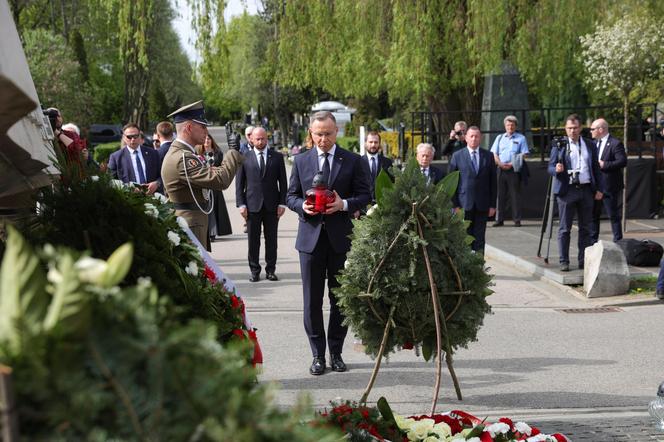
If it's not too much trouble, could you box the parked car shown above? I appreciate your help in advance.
[88,124,122,147]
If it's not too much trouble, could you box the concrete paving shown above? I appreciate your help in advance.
[208,127,664,440]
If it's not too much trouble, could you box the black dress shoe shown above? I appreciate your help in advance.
[514,221,521,227]
[656,289,664,300]
[249,274,260,282]
[265,272,279,281]
[560,263,570,272]
[492,221,504,227]
[309,357,326,375]
[330,354,347,372]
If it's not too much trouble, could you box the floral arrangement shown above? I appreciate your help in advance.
[17,174,258,354]
[314,399,569,442]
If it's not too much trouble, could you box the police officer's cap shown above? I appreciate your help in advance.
[167,100,210,126]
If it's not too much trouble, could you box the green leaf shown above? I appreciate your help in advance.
[376,396,397,426]
[375,169,394,206]
[422,339,434,362]
[438,170,459,196]
[0,226,48,349]
[466,423,485,438]
[43,253,87,333]
[99,242,134,288]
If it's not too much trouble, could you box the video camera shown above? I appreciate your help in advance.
[551,136,580,185]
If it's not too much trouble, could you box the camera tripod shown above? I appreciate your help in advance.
[536,176,557,263]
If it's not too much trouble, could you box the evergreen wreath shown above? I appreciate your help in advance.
[336,159,492,413]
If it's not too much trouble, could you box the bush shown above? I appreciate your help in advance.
[337,136,360,152]
[93,142,120,164]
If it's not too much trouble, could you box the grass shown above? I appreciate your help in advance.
[629,275,657,295]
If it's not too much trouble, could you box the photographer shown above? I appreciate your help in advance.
[44,107,86,169]
[440,121,467,158]
[548,114,603,272]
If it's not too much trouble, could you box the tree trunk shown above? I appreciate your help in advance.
[622,94,628,233]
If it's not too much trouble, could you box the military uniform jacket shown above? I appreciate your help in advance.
[161,139,244,207]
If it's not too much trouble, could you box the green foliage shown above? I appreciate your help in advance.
[0,229,339,440]
[92,142,120,163]
[311,399,402,442]
[337,136,360,152]
[336,159,492,359]
[23,175,244,342]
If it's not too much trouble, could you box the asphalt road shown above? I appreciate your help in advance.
[207,127,664,440]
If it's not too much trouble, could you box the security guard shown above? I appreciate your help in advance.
[161,101,244,248]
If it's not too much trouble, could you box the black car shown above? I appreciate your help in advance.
[88,124,122,147]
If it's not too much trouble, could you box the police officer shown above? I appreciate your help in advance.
[161,101,244,248]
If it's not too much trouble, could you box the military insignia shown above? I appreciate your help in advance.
[187,158,200,168]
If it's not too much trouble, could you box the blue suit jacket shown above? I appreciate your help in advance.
[426,166,444,185]
[108,145,162,188]
[236,148,288,212]
[158,141,172,162]
[448,147,497,211]
[548,137,601,196]
[287,146,371,254]
[596,134,627,193]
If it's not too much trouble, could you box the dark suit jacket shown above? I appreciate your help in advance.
[548,137,601,196]
[157,141,172,162]
[448,147,497,211]
[426,166,444,185]
[108,145,162,186]
[596,134,627,193]
[287,146,371,254]
[236,148,288,212]
[361,154,393,201]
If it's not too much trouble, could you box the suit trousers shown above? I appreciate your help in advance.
[496,168,522,222]
[464,207,489,253]
[557,185,594,265]
[247,207,279,275]
[591,190,623,243]
[299,230,348,358]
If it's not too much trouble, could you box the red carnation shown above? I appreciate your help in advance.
[499,417,514,428]
[440,415,463,434]
[402,342,414,350]
[230,294,240,309]
[232,329,245,339]
[531,427,541,436]
[480,431,493,442]
[360,408,370,420]
[203,265,217,283]
[552,434,568,442]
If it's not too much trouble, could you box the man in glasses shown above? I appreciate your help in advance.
[287,111,371,376]
[108,123,162,195]
[590,118,627,242]
[161,101,244,247]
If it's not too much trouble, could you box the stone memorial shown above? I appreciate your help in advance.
[583,240,630,297]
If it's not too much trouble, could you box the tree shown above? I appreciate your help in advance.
[580,12,664,230]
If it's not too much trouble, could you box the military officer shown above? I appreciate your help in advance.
[161,101,244,248]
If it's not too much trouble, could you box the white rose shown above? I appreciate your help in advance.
[487,422,510,437]
[152,192,168,204]
[185,261,198,276]
[465,438,481,442]
[176,216,189,229]
[423,436,439,442]
[515,421,532,436]
[394,415,415,431]
[144,203,159,218]
[90,175,99,182]
[167,230,181,246]
[432,422,451,438]
[407,419,435,440]
[47,267,63,284]
[366,204,378,217]
[110,179,126,189]
[75,256,108,284]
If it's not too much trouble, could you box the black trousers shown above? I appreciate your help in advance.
[557,185,594,265]
[247,207,279,275]
[496,168,522,222]
[592,190,623,242]
[464,207,489,253]
[299,230,348,358]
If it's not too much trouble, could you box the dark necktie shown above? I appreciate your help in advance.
[472,150,478,173]
[370,156,377,180]
[134,150,146,184]
[259,151,265,177]
[597,139,603,158]
[321,152,330,185]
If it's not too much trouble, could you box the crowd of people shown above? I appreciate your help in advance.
[47,101,662,376]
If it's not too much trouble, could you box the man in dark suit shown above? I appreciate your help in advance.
[360,131,393,203]
[449,127,497,253]
[416,143,444,185]
[156,121,175,161]
[108,123,162,194]
[287,111,371,376]
[590,118,627,242]
[548,114,603,272]
[236,126,288,282]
